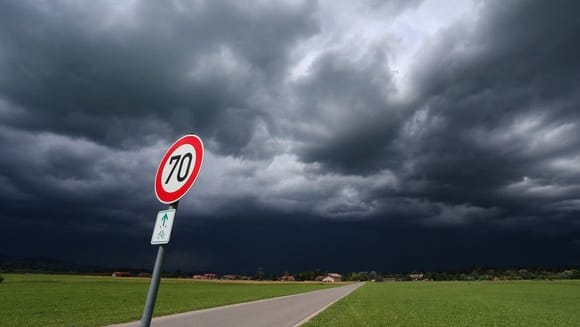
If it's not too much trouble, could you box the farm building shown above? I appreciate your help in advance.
[409,273,424,281]
[192,273,218,280]
[322,273,342,283]
[281,275,295,281]
[111,272,131,277]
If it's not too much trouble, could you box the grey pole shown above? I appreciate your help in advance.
[140,201,179,327]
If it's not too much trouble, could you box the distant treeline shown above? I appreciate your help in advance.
[253,268,580,282]
[0,258,147,276]
[340,268,580,281]
[2,256,579,282]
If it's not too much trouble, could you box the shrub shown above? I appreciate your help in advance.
[0,274,4,283]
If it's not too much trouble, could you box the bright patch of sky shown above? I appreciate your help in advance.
[290,0,477,100]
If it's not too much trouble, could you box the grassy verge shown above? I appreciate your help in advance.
[0,273,338,326]
[305,280,580,326]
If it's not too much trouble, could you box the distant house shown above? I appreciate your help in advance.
[222,275,237,280]
[112,272,131,277]
[138,272,151,278]
[322,273,342,283]
[315,275,325,282]
[192,273,218,280]
[281,275,295,281]
[409,273,424,281]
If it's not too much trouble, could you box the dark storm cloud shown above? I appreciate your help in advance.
[282,0,580,228]
[0,127,161,233]
[395,0,580,225]
[292,46,403,174]
[0,0,317,153]
[7,213,578,272]
[1,0,579,271]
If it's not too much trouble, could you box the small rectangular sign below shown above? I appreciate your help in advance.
[151,209,176,245]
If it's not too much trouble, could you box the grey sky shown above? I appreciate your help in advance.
[0,0,579,272]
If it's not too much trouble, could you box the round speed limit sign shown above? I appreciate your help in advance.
[154,134,204,204]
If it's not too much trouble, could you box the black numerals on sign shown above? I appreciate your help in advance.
[177,153,193,181]
[164,153,193,184]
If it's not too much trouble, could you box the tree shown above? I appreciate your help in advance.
[255,267,264,281]
[0,274,3,283]
[349,272,359,281]
[296,269,318,281]
[358,271,369,281]
[559,270,575,279]
[504,269,516,279]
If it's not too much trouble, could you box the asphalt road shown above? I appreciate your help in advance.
[110,282,363,327]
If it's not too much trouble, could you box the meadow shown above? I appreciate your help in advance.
[305,280,580,326]
[0,273,337,326]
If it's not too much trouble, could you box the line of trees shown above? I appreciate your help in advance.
[423,268,580,281]
[341,268,580,281]
[344,271,381,281]
[257,269,326,281]
[252,267,580,282]
[3,259,580,282]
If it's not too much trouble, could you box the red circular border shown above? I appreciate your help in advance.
[154,134,204,204]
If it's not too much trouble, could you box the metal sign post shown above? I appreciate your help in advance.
[140,202,178,327]
[139,134,204,327]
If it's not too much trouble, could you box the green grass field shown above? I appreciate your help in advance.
[0,273,337,326]
[305,280,580,326]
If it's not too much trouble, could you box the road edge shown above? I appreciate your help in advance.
[293,282,365,327]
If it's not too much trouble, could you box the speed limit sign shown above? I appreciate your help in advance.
[154,134,204,204]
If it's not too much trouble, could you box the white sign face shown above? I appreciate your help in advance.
[154,134,204,204]
[160,144,196,193]
[151,209,176,245]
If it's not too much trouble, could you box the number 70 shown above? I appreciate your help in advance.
[165,153,193,184]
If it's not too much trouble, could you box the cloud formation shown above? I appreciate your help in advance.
[1,0,579,271]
